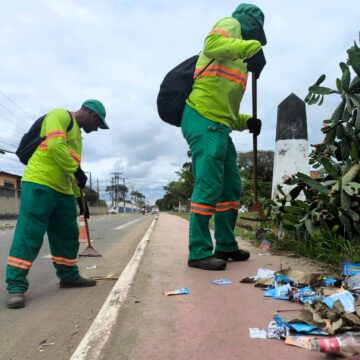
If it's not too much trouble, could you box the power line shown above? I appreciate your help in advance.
[0,112,30,134]
[0,137,17,148]
[0,90,34,121]
[0,101,33,128]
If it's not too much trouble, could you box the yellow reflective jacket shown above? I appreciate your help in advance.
[186,17,261,130]
[22,108,81,196]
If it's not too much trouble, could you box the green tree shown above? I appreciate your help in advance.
[237,150,274,209]
[271,40,360,239]
[156,160,194,211]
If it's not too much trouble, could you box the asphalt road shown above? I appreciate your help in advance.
[0,213,154,360]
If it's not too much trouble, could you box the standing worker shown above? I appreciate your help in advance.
[182,4,267,270]
[6,99,109,308]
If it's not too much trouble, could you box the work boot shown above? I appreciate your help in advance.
[214,249,250,261]
[7,293,25,309]
[188,256,226,270]
[59,276,96,288]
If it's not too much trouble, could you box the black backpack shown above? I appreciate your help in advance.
[16,111,74,165]
[157,56,213,127]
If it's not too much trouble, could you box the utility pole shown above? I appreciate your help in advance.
[110,172,122,211]
[119,177,128,213]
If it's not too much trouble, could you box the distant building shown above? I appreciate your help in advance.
[0,171,21,198]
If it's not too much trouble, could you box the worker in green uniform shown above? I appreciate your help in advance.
[182,4,267,270]
[6,99,109,309]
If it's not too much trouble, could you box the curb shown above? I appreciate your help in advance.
[70,218,157,360]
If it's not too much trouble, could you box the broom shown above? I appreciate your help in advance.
[78,190,102,257]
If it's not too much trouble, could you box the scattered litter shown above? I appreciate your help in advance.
[37,340,55,352]
[322,290,355,313]
[86,265,97,270]
[342,263,360,276]
[258,253,271,256]
[163,288,189,296]
[91,274,119,280]
[249,320,289,339]
[345,274,360,292]
[274,314,328,335]
[264,284,291,300]
[240,268,275,284]
[308,332,360,356]
[210,278,232,285]
[249,328,268,339]
[285,335,315,350]
[259,239,271,252]
[322,277,337,287]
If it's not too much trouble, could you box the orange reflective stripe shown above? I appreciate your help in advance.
[216,201,240,212]
[190,202,215,216]
[7,256,32,270]
[46,130,66,141]
[209,29,230,38]
[194,65,246,88]
[37,140,48,150]
[52,256,77,266]
[68,150,81,164]
[191,202,215,210]
[47,133,66,140]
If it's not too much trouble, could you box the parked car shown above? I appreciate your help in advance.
[108,207,118,214]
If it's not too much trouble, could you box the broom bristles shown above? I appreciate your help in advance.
[79,245,102,257]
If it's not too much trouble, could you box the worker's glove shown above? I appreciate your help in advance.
[244,49,266,79]
[74,167,87,189]
[247,117,262,136]
[77,197,90,219]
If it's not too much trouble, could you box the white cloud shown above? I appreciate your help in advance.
[0,0,359,203]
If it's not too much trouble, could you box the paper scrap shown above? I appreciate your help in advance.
[163,288,190,296]
[322,290,355,313]
[342,262,360,276]
[210,278,232,285]
[285,335,315,349]
[249,328,268,339]
[86,265,97,270]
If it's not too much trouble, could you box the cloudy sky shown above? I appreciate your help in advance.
[0,0,359,204]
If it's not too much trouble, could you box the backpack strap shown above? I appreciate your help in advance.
[66,111,74,133]
[194,58,215,79]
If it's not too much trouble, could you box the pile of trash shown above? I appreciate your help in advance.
[241,263,360,357]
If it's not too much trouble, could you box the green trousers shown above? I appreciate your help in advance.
[6,181,80,293]
[181,105,241,260]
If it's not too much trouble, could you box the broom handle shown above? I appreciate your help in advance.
[252,73,259,208]
[80,190,92,246]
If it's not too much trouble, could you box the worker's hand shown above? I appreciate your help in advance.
[244,49,266,79]
[74,167,87,189]
[77,197,90,219]
[247,117,262,136]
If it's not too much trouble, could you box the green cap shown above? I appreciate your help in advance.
[82,99,109,129]
[232,3,267,46]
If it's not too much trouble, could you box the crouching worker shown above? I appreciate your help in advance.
[6,99,109,309]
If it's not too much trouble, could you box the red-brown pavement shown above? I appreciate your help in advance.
[101,213,326,360]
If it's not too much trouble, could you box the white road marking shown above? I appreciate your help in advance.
[112,216,145,230]
[70,218,157,360]
[40,254,52,259]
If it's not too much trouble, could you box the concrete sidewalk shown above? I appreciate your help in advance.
[101,213,325,360]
